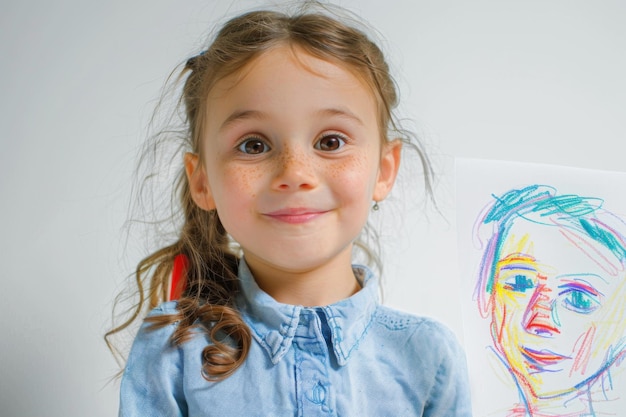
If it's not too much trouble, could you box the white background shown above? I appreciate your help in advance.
[1,1,624,416]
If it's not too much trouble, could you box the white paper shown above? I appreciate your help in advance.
[456,158,626,416]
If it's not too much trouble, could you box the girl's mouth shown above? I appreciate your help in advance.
[263,208,329,224]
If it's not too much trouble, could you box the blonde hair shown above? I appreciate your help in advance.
[107,5,432,381]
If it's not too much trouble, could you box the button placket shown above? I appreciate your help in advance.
[293,309,335,416]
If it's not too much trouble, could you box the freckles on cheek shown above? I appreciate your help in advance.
[221,165,259,196]
[330,154,372,190]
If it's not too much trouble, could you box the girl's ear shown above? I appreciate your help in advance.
[373,139,402,202]
[184,152,216,211]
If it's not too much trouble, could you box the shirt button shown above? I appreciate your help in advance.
[310,381,327,405]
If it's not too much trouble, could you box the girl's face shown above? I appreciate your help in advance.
[186,45,400,287]
[491,220,626,399]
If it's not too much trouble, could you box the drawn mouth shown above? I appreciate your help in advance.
[520,346,570,367]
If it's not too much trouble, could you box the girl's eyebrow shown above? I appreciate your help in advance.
[220,109,266,131]
[315,107,364,126]
[219,107,365,132]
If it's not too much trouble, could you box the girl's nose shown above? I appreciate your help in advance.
[271,147,318,191]
[522,282,560,337]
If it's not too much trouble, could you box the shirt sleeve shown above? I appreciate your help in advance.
[119,302,188,417]
[422,322,473,417]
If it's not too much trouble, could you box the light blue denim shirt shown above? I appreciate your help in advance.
[120,261,472,416]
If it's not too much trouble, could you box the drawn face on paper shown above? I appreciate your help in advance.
[490,220,626,399]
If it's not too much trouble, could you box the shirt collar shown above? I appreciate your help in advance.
[236,260,379,366]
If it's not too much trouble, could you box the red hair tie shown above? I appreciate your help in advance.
[169,254,189,301]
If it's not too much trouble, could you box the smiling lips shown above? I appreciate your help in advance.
[520,346,571,367]
[263,208,329,224]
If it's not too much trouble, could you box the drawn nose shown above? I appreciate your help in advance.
[522,282,560,337]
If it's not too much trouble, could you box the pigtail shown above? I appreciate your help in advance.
[141,177,251,381]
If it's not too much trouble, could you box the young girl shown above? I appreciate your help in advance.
[110,4,472,416]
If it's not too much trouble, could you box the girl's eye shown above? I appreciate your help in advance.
[238,138,270,154]
[315,134,346,151]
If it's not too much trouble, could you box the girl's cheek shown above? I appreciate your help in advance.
[330,154,372,184]
[222,164,261,192]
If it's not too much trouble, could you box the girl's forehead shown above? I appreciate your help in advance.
[209,44,377,102]
[203,45,380,131]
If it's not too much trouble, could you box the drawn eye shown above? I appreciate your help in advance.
[561,289,600,314]
[502,274,536,293]
[238,137,270,154]
[315,134,346,151]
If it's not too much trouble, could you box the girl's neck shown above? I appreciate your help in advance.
[243,247,361,307]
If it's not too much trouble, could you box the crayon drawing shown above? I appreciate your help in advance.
[456,159,626,417]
